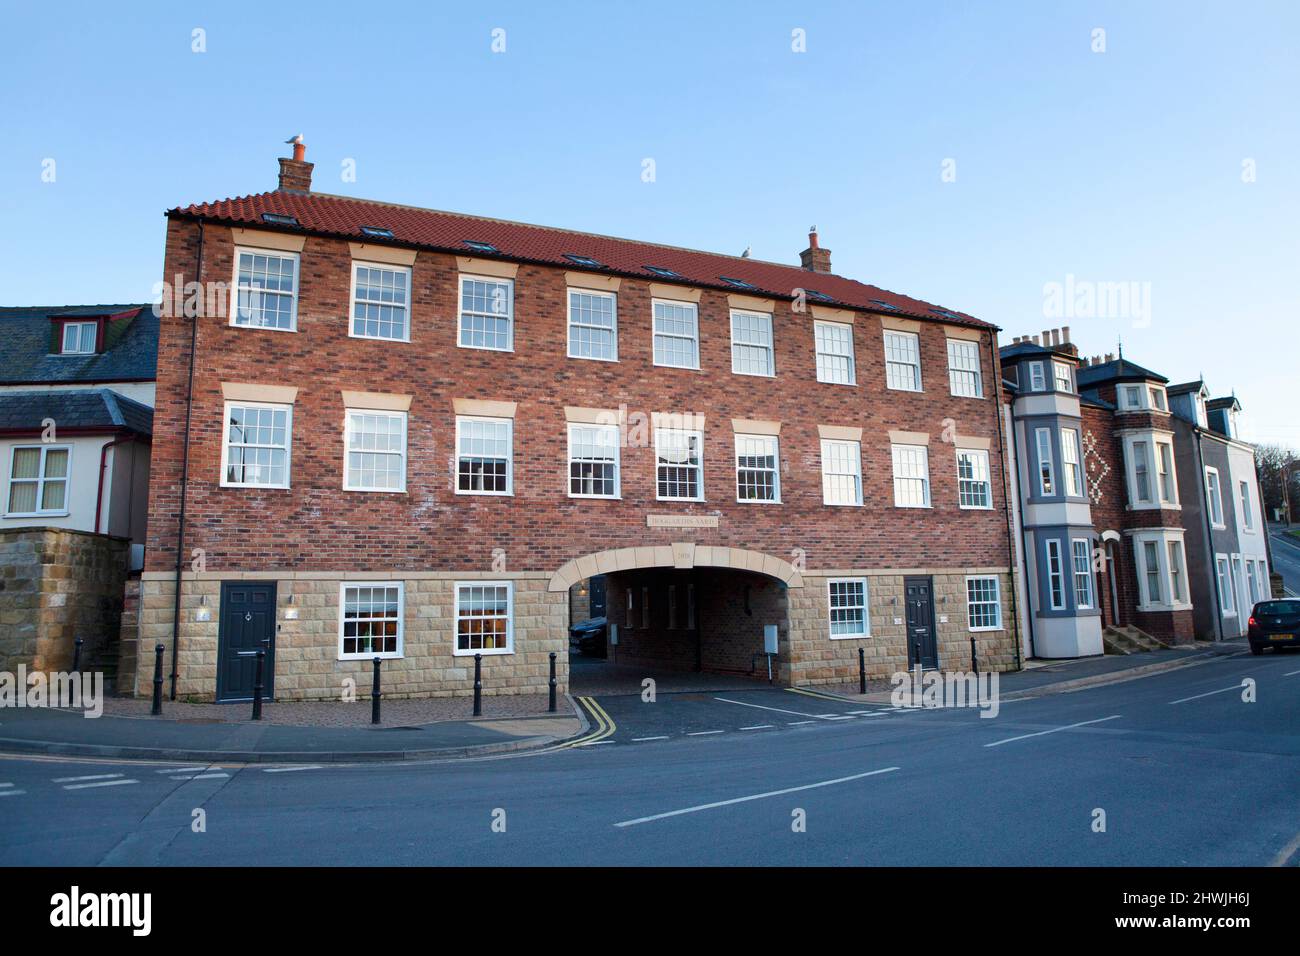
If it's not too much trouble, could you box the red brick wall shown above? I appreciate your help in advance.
[146,218,1014,578]
[1081,404,1194,643]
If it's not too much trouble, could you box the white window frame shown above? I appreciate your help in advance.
[1071,538,1094,609]
[566,287,618,362]
[455,415,513,496]
[891,443,931,508]
[453,580,515,657]
[1239,480,1254,532]
[883,330,922,392]
[827,577,869,639]
[1156,440,1178,505]
[1130,531,1192,612]
[219,400,293,489]
[1216,554,1235,617]
[1168,540,1187,604]
[1045,539,1065,610]
[567,422,621,499]
[965,575,1002,631]
[1061,428,1083,498]
[814,320,856,385]
[1034,427,1055,497]
[946,338,983,398]
[5,444,72,517]
[651,298,700,370]
[343,409,408,493]
[457,274,515,352]
[654,428,704,501]
[1052,360,1073,393]
[1205,467,1225,528]
[1028,361,1046,391]
[734,433,781,504]
[820,438,863,506]
[1121,385,1143,410]
[230,246,300,332]
[1246,560,1258,605]
[956,448,992,509]
[1149,386,1168,411]
[337,581,404,660]
[60,321,97,355]
[348,260,412,342]
[729,309,775,377]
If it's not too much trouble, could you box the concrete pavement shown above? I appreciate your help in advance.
[2,646,1295,866]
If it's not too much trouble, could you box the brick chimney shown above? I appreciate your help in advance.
[277,136,313,192]
[799,227,832,274]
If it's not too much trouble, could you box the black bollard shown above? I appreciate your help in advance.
[473,652,482,717]
[72,637,84,674]
[858,646,867,695]
[548,651,557,713]
[151,643,165,715]
[970,634,979,676]
[371,657,382,725]
[252,649,265,720]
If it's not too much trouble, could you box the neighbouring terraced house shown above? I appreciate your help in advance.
[999,327,1270,659]
[122,140,1025,703]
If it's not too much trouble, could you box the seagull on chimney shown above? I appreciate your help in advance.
[285,134,304,146]
[741,246,751,258]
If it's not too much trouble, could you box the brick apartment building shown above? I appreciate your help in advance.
[126,142,1022,702]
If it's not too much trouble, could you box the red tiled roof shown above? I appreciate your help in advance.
[170,191,994,330]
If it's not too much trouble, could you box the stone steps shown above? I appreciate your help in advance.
[1102,625,1169,655]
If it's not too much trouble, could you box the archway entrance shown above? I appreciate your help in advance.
[549,545,801,695]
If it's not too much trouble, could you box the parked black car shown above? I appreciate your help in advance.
[570,617,608,657]
[1248,600,1300,654]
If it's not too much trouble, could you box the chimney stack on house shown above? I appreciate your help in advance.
[277,134,313,192]
[799,226,833,274]
[1012,326,1077,356]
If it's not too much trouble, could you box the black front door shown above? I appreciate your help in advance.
[904,576,937,669]
[216,581,276,702]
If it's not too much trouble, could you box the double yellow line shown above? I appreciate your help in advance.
[556,696,617,749]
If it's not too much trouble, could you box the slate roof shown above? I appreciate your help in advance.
[0,304,157,385]
[1075,356,1169,387]
[170,191,994,330]
[0,389,153,435]
[1167,380,1207,395]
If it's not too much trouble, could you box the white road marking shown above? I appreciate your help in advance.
[0,782,13,788]
[614,767,900,827]
[686,730,724,736]
[985,715,1123,748]
[847,710,887,716]
[739,725,774,730]
[787,720,817,726]
[0,789,25,797]
[1169,683,1248,705]
[170,773,230,781]
[52,773,123,783]
[1283,669,1300,677]
[713,697,826,719]
[631,736,669,742]
[262,765,323,773]
[63,779,138,790]
[575,739,615,746]
[157,767,208,774]
[822,715,857,721]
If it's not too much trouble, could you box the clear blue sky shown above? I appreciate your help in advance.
[2,1,1296,445]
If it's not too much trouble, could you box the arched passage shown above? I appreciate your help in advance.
[552,544,802,691]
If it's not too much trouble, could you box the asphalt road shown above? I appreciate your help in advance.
[1,650,1297,866]
[1267,527,1300,595]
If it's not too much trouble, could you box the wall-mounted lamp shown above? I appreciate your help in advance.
[284,592,299,621]
[195,594,211,622]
